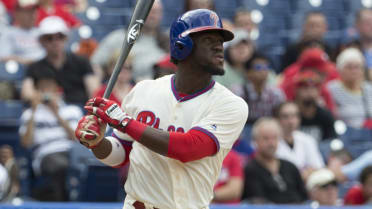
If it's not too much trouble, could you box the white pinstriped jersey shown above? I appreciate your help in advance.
[114,74,248,209]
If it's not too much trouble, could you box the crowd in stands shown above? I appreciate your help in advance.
[1,0,372,207]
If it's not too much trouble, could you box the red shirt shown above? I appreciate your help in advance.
[213,150,244,204]
[344,185,366,205]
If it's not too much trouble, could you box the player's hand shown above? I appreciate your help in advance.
[84,97,132,130]
[75,115,106,149]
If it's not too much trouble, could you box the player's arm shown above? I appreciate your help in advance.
[84,97,218,162]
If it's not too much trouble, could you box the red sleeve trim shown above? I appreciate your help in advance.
[111,132,133,168]
[190,126,220,152]
[168,129,218,163]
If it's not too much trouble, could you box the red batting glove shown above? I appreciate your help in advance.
[84,97,132,133]
[75,115,107,149]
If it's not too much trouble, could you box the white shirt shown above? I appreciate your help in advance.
[114,75,248,209]
[19,102,82,174]
[276,130,325,171]
[0,26,45,61]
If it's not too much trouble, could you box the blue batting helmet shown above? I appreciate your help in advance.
[170,9,234,61]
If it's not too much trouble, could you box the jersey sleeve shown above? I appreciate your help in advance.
[191,97,248,150]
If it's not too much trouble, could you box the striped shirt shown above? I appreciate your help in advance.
[327,80,372,128]
[19,102,82,174]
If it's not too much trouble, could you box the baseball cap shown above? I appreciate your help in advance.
[306,169,337,191]
[15,0,39,9]
[294,70,322,88]
[38,16,69,37]
[226,29,251,47]
[299,48,331,74]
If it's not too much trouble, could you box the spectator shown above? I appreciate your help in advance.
[231,52,285,124]
[213,150,244,204]
[21,16,100,105]
[327,47,372,129]
[0,145,19,201]
[36,0,80,28]
[93,51,134,106]
[329,150,372,183]
[214,29,254,90]
[354,9,372,81]
[280,47,339,108]
[242,117,308,204]
[233,8,257,37]
[153,54,177,80]
[91,0,167,82]
[273,102,325,178]
[0,164,9,202]
[0,0,45,65]
[307,168,341,206]
[19,76,82,201]
[280,11,333,73]
[184,0,214,11]
[293,70,337,141]
[344,165,372,205]
[0,1,8,27]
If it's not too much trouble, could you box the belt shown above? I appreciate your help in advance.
[133,201,159,209]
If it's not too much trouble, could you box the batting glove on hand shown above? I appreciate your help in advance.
[84,97,132,132]
[75,115,106,149]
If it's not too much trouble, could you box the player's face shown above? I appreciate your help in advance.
[190,31,225,75]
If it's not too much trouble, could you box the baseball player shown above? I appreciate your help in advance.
[75,9,248,209]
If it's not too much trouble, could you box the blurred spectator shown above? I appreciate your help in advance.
[0,1,8,27]
[19,76,82,201]
[213,150,244,204]
[36,0,80,28]
[231,52,285,124]
[0,0,45,65]
[0,145,19,201]
[354,9,372,81]
[273,102,325,178]
[307,168,341,206]
[280,11,333,73]
[91,0,167,82]
[153,54,177,79]
[21,16,100,105]
[330,150,372,183]
[0,164,9,202]
[242,117,308,204]
[293,70,337,141]
[233,8,257,36]
[75,38,98,58]
[184,0,214,11]
[214,29,254,90]
[327,47,372,129]
[280,47,339,112]
[344,165,372,205]
[93,51,134,106]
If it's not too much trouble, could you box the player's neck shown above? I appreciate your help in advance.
[174,70,212,95]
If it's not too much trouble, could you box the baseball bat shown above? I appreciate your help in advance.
[103,0,155,98]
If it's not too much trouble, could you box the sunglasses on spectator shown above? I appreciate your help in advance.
[41,33,66,42]
[252,64,270,71]
[297,81,321,88]
[320,180,338,189]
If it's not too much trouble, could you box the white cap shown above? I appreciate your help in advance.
[306,169,336,191]
[336,47,365,71]
[226,29,251,47]
[39,16,69,37]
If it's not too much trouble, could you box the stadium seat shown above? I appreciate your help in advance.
[79,165,122,202]
[214,0,244,19]
[340,127,372,158]
[87,0,135,9]
[243,0,292,15]
[0,61,25,81]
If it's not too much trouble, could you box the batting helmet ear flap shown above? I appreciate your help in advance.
[171,36,193,60]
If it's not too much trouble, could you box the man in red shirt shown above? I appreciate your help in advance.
[344,165,372,205]
[213,150,244,204]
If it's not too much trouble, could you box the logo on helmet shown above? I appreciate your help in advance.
[210,12,219,27]
[127,19,144,44]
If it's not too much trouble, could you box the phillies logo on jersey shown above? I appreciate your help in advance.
[136,111,184,133]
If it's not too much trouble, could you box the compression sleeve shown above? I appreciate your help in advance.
[167,129,218,163]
